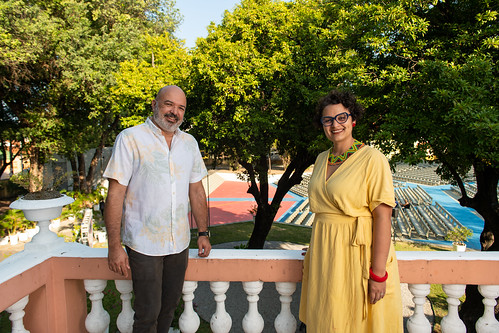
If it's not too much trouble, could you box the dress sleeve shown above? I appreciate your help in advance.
[366,149,395,212]
[103,132,134,186]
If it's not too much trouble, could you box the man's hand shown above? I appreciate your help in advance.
[108,246,130,277]
[197,236,211,257]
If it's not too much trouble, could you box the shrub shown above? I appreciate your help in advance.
[445,226,473,245]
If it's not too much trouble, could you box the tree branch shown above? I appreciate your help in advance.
[440,159,471,206]
[239,159,261,203]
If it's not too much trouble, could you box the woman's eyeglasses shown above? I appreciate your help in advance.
[320,112,352,126]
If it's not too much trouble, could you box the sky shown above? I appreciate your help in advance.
[174,0,242,49]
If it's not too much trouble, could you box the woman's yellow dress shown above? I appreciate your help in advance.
[299,146,403,332]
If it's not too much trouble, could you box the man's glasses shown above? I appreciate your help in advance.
[320,112,352,126]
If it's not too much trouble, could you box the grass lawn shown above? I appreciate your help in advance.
[1,221,455,333]
[189,221,313,248]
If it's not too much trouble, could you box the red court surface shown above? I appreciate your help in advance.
[199,181,299,226]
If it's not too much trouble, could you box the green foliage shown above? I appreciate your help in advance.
[1,0,182,189]
[111,32,190,128]
[0,179,26,198]
[187,0,336,247]
[372,1,498,255]
[60,186,106,219]
[383,55,497,181]
[0,209,29,236]
[0,0,496,249]
[445,226,474,245]
[9,169,70,192]
[52,0,183,159]
[187,0,443,247]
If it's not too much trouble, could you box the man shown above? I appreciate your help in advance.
[104,85,211,332]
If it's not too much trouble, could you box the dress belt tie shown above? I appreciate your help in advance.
[351,215,373,320]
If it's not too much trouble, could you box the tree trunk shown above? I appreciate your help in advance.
[0,138,8,177]
[0,139,21,178]
[69,154,79,192]
[84,144,103,194]
[248,204,275,249]
[77,152,88,193]
[246,150,316,249]
[28,147,43,192]
[83,116,118,193]
[458,163,499,331]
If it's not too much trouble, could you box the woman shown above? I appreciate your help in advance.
[299,90,403,332]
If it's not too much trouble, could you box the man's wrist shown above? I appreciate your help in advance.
[198,230,210,238]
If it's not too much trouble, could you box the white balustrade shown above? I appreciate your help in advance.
[476,285,499,333]
[5,295,29,333]
[274,282,297,333]
[179,281,200,333]
[81,280,498,333]
[441,284,466,333]
[4,250,499,332]
[84,279,110,333]
[115,279,134,333]
[210,281,232,333]
[242,281,264,333]
[406,283,431,333]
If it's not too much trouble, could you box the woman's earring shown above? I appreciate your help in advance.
[352,122,356,127]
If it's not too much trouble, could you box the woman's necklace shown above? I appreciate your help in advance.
[327,139,365,166]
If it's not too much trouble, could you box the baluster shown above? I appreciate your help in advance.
[441,284,466,333]
[84,279,110,333]
[115,280,134,333]
[5,295,29,333]
[179,281,200,333]
[274,282,297,333]
[406,283,431,333]
[242,281,264,333]
[210,281,232,333]
[476,285,499,333]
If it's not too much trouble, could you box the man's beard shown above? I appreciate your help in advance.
[153,108,183,133]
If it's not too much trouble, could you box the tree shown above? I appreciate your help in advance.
[111,33,191,129]
[188,0,438,248]
[192,0,497,324]
[0,0,182,192]
[51,0,182,193]
[0,0,62,189]
[188,0,349,249]
[375,1,498,328]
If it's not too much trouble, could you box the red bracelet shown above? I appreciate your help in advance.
[369,268,388,282]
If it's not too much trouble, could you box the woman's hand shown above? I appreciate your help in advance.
[370,203,391,304]
[368,279,386,304]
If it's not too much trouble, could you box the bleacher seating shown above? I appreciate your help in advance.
[79,208,93,246]
[391,186,463,240]
[276,164,466,243]
[450,183,499,202]
[288,173,311,197]
[282,199,309,225]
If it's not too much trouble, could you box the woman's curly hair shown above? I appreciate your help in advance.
[313,90,365,129]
